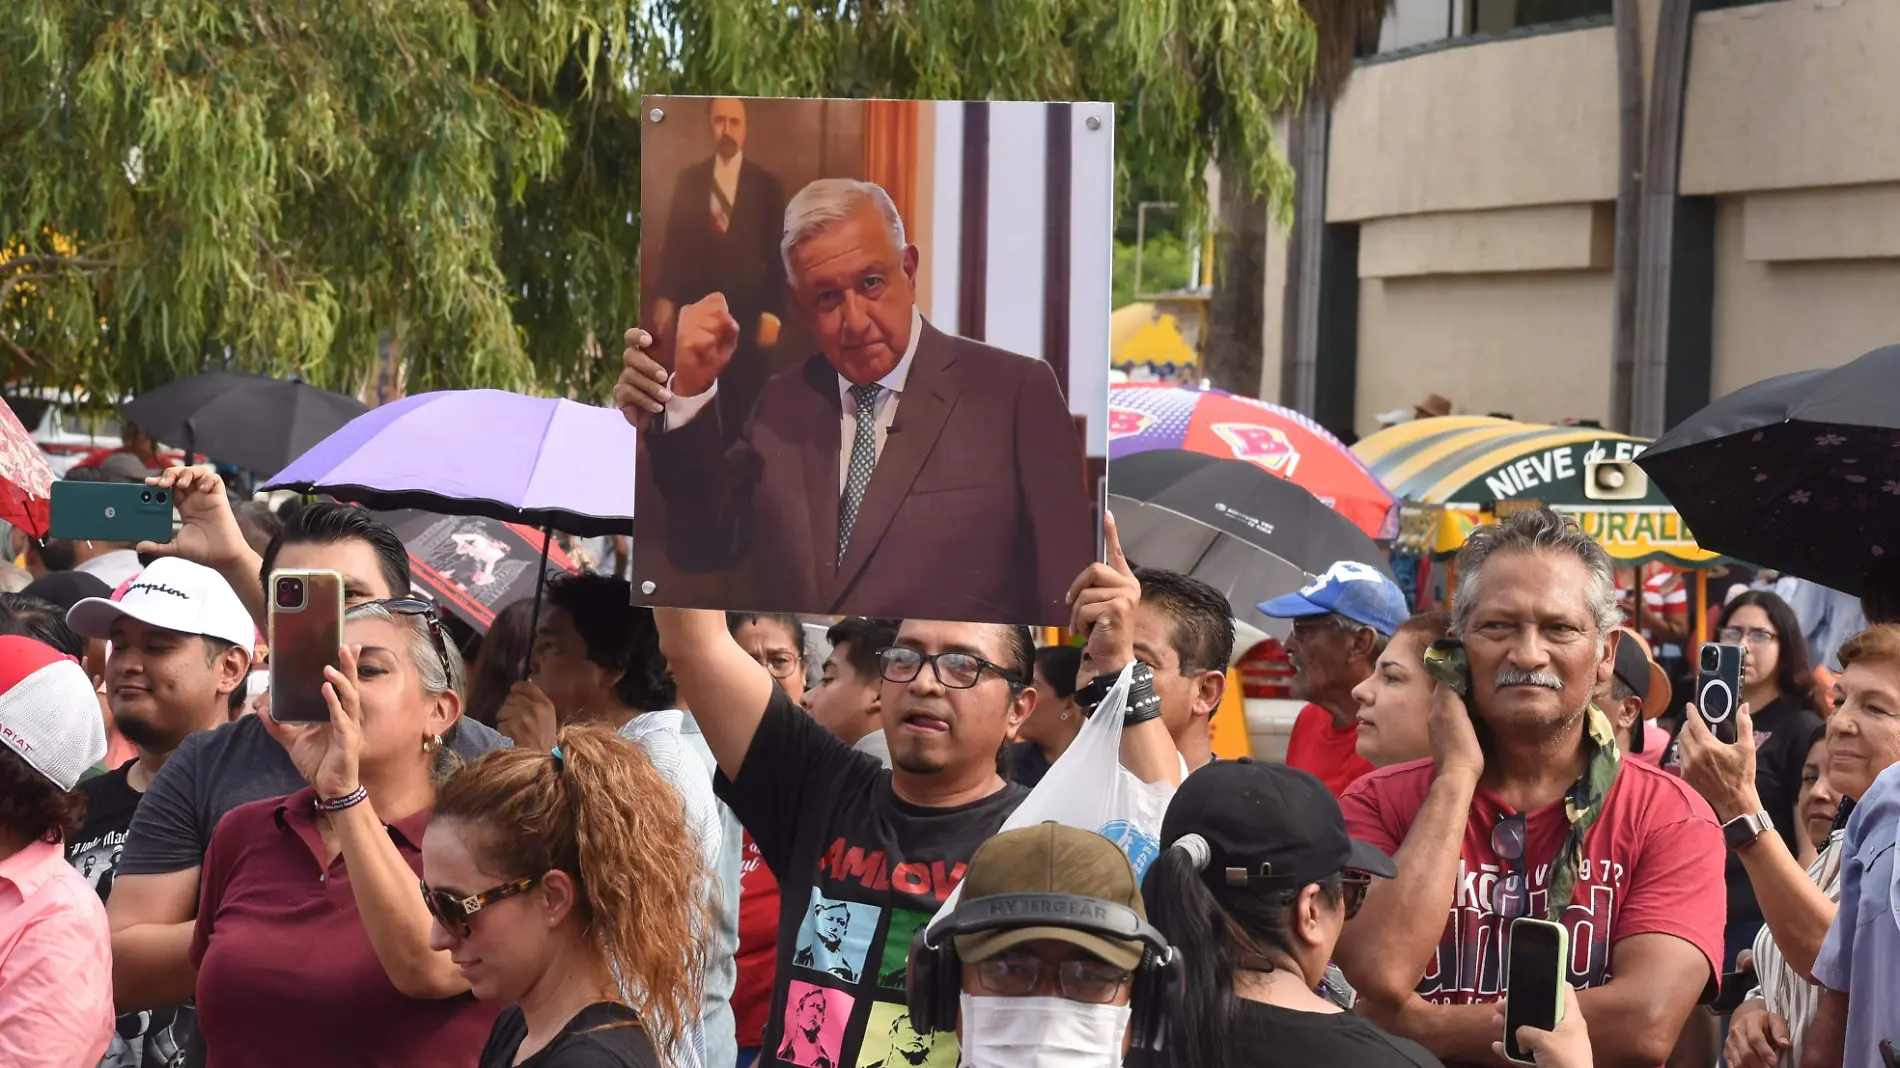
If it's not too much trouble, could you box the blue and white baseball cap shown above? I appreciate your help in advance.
[1259,561,1409,637]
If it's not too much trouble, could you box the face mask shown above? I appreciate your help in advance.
[958,993,1131,1068]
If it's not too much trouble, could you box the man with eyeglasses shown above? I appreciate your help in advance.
[653,516,1179,1068]
[1332,508,1726,1068]
[905,821,1176,1068]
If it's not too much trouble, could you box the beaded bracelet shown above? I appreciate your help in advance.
[314,784,369,813]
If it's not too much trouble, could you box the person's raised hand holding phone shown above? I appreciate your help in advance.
[1678,698,1760,823]
[135,465,252,573]
[263,644,366,801]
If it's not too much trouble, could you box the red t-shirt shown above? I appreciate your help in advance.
[732,831,781,1048]
[1341,757,1725,1013]
[1285,703,1376,797]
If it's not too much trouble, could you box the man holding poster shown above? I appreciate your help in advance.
[620,176,1093,626]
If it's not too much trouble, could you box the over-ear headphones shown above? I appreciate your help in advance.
[905,892,1183,1059]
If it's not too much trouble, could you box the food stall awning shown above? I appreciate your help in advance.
[1353,417,1720,568]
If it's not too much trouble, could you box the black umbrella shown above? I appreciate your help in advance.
[1108,449,1396,636]
[185,378,368,477]
[118,371,269,451]
[1638,344,1900,593]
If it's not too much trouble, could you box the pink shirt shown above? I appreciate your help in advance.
[0,839,113,1068]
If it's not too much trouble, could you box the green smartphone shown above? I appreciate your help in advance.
[49,481,176,545]
[1503,917,1569,1065]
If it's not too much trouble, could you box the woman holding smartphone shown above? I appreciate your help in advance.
[191,600,497,1067]
[1142,760,1439,1068]
[424,725,710,1067]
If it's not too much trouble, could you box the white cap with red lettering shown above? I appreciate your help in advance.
[0,635,107,791]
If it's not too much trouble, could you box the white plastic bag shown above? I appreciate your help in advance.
[935,662,1176,921]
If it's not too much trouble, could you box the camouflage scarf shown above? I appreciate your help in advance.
[1423,639,1623,919]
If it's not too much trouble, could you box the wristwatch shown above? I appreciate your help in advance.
[1722,810,1773,851]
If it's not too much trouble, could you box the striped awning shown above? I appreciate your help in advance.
[1353,417,1720,567]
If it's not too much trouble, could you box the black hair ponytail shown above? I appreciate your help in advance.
[1142,843,1237,1068]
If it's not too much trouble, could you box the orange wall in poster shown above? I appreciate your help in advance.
[863,100,918,233]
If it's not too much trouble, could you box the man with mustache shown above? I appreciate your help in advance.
[1332,508,1726,1068]
[651,96,787,444]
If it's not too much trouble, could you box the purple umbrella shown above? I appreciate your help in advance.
[263,390,637,671]
[263,390,635,536]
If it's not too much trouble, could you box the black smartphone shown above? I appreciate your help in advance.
[1710,966,1756,1015]
[49,481,175,545]
[268,570,344,723]
[1503,918,1567,1065]
[1697,642,1745,744]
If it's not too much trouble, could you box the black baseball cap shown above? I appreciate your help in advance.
[21,571,114,613]
[1161,758,1396,891]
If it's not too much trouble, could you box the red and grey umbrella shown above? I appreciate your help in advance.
[1108,383,1397,539]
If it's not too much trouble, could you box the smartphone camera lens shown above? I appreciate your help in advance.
[155,491,168,504]
[141,491,153,503]
[1700,645,1720,672]
[275,579,305,610]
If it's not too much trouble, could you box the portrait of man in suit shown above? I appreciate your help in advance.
[625,177,1095,626]
[651,96,787,442]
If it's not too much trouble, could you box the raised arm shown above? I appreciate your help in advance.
[655,608,776,780]
[1335,683,1483,1012]
[1070,512,1181,787]
[263,648,465,999]
[1678,706,1837,979]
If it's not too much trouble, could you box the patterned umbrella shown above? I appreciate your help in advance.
[0,400,56,537]
[374,510,579,634]
[1108,383,1398,539]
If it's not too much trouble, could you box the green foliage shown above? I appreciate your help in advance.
[1113,235,1197,310]
[2,0,1318,402]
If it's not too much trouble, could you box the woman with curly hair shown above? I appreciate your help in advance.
[0,635,111,1066]
[424,725,712,1067]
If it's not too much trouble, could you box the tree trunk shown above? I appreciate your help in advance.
[1205,157,1270,397]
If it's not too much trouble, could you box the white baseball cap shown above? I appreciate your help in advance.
[0,636,107,791]
[66,557,258,655]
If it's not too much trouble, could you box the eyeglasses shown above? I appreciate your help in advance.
[420,876,539,938]
[1718,626,1778,648]
[1341,870,1374,920]
[375,598,453,679]
[750,650,804,680]
[973,955,1132,1004]
[1491,814,1529,919]
[877,646,1023,690]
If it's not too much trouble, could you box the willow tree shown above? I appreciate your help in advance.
[4,0,1327,402]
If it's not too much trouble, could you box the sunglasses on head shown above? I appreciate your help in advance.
[419,876,539,938]
[360,598,452,678]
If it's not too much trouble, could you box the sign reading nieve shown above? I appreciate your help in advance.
[1482,440,1647,501]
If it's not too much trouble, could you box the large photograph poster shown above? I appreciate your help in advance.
[633,97,1111,626]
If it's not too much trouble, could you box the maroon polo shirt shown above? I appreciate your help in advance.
[190,788,499,1068]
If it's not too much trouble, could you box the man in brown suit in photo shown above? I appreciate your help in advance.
[618,178,1093,626]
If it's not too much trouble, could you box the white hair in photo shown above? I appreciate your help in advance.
[780,178,909,278]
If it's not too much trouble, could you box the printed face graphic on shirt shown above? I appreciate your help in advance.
[793,889,881,984]
[856,1002,958,1068]
[878,908,935,990]
[780,981,852,1068]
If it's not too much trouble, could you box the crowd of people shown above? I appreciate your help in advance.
[1,415,1898,1068]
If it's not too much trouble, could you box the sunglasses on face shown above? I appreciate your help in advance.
[1341,870,1374,919]
[420,876,539,938]
[973,955,1133,1004]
